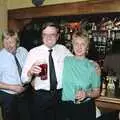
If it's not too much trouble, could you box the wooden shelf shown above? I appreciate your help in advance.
[96,96,120,110]
[8,0,120,19]
[97,96,120,104]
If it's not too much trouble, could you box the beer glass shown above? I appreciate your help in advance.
[38,61,48,80]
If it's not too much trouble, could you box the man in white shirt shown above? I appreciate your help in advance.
[0,30,29,120]
[21,22,101,120]
[21,22,72,120]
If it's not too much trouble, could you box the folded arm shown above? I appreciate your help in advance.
[0,82,25,93]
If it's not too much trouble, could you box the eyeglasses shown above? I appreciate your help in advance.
[42,33,58,38]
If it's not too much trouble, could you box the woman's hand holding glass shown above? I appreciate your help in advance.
[75,89,87,104]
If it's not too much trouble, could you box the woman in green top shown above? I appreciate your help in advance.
[61,31,101,120]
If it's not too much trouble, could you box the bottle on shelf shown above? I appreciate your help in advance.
[63,25,72,51]
[106,76,116,97]
[101,77,107,96]
[107,76,115,90]
[58,16,120,59]
[114,17,120,30]
[91,22,97,31]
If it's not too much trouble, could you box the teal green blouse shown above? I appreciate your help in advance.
[62,56,100,102]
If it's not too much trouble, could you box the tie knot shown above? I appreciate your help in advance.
[13,54,17,59]
[13,52,17,57]
[48,49,53,53]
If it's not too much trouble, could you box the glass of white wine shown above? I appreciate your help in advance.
[74,85,82,104]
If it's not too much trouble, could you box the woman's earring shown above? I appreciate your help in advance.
[86,48,88,55]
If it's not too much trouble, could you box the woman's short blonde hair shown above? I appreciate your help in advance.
[72,30,90,46]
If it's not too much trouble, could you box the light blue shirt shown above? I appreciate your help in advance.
[0,47,28,94]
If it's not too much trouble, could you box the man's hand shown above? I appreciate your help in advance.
[89,60,101,76]
[28,61,41,77]
[10,84,25,93]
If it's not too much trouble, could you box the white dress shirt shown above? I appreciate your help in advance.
[0,47,28,94]
[21,44,72,91]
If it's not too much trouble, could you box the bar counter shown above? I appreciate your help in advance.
[96,96,120,111]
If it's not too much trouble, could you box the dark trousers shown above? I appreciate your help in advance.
[0,90,31,120]
[56,99,96,120]
[31,89,62,120]
[0,91,18,120]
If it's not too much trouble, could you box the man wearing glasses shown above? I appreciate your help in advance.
[21,22,72,120]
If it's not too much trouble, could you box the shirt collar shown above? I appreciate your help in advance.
[43,44,57,52]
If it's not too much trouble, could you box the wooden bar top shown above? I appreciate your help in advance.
[96,96,120,104]
[96,96,120,110]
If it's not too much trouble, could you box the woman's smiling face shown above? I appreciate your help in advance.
[73,37,88,57]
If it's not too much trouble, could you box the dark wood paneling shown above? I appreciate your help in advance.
[8,0,120,19]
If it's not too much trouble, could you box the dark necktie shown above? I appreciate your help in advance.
[48,49,57,91]
[14,55,22,77]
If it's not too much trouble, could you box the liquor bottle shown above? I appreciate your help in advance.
[64,26,72,51]
[107,77,115,90]
[111,31,115,41]
[114,17,120,30]
[64,26,69,41]
[101,78,107,96]
[99,17,106,31]
[59,23,65,45]
[106,76,115,97]
[66,26,72,41]
[91,22,97,31]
